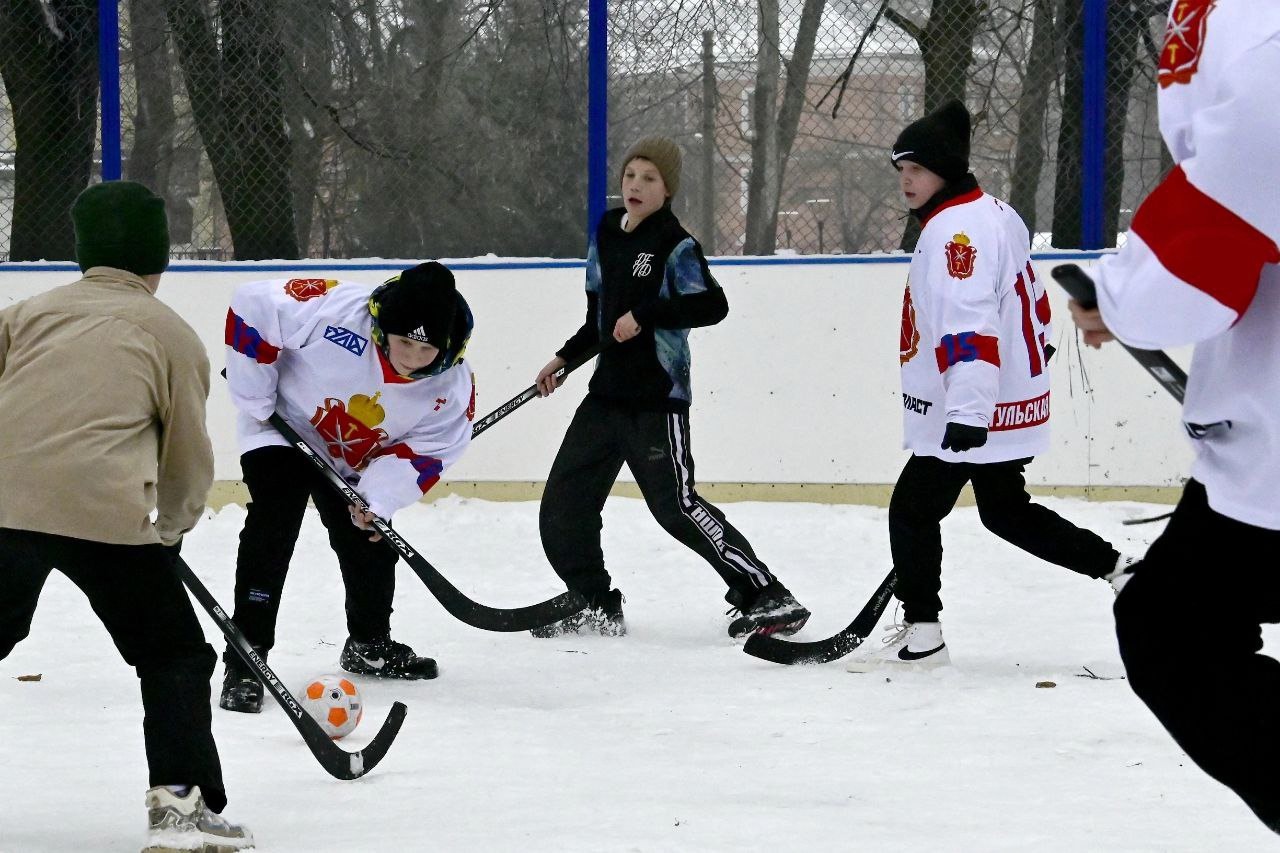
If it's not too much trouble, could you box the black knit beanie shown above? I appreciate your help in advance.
[373,262,458,349]
[890,99,972,182]
[71,181,170,275]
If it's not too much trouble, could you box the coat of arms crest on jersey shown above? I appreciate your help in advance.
[900,284,920,365]
[311,392,389,470]
[944,233,977,280]
[284,278,337,302]
[1159,0,1216,88]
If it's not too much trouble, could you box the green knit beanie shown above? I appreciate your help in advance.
[71,181,170,275]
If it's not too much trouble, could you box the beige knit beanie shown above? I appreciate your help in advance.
[620,136,682,198]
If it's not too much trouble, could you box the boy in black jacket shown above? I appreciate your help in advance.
[531,136,810,638]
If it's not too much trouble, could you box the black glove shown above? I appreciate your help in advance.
[941,422,988,452]
[1044,343,1056,363]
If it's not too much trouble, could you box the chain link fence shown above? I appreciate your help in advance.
[0,0,1170,262]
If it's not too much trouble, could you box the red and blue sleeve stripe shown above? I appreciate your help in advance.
[381,443,444,494]
[225,308,281,365]
[935,331,1000,373]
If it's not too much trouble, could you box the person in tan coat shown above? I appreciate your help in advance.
[0,182,253,852]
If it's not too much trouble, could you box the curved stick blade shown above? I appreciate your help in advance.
[743,569,896,665]
[313,701,408,780]
[174,556,408,779]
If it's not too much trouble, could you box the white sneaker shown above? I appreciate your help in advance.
[142,786,254,853]
[1106,554,1142,595]
[846,621,950,672]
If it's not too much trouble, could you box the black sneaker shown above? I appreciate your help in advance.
[340,635,438,679]
[725,581,810,638]
[218,652,265,714]
[530,589,626,637]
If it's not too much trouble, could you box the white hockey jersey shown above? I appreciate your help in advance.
[1094,0,1280,528]
[225,277,475,520]
[899,189,1055,463]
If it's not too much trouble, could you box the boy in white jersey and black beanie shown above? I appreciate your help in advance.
[219,262,475,713]
[1070,0,1280,833]
[846,100,1133,672]
[530,136,810,638]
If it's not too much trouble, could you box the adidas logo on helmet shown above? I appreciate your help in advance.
[374,262,456,349]
[370,262,474,378]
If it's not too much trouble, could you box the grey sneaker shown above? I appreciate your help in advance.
[142,786,254,852]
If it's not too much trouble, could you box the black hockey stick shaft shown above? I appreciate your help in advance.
[172,556,406,780]
[268,413,587,631]
[1050,263,1188,403]
[471,340,607,439]
[742,568,897,665]
[1123,510,1174,526]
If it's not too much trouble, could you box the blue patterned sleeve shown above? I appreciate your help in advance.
[586,234,602,295]
[667,238,712,295]
[634,238,727,329]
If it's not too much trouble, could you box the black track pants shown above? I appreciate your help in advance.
[230,445,397,654]
[539,396,776,600]
[889,453,1118,623]
[1115,479,1280,834]
[0,529,228,811]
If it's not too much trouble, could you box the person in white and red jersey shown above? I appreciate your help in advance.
[1069,0,1280,834]
[847,100,1132,673]
[219,262,475,713]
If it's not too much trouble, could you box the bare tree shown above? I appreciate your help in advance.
[836,150,900,253]
[333,0,466,257]
[1007,0,1060,233]
[742,0,780,254]
[743,0,829,254]
[126,0,175,195]
[167,0,298,259]
[445,0,587,256]
[279,12,327,255]
[125,0,206,249]
[0,0,97,261]
[885,0,981,249]
[886,0,979,110]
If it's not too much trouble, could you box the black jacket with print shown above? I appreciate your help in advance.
[557,206,727,412]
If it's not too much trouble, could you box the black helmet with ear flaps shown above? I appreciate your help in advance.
[369,262,473,378]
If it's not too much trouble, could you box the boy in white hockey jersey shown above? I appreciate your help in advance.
[1069,0,1280,833]
[220,262,474,713]
[848,100,1129,672]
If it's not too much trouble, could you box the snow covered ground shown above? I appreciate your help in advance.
[3,495,1276,852]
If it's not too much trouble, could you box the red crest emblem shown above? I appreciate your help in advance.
[284,278,335,302]
[1159,1,1216,89]
[900,284,920,365]
[944,233,977,280]
[310,398,388,470]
